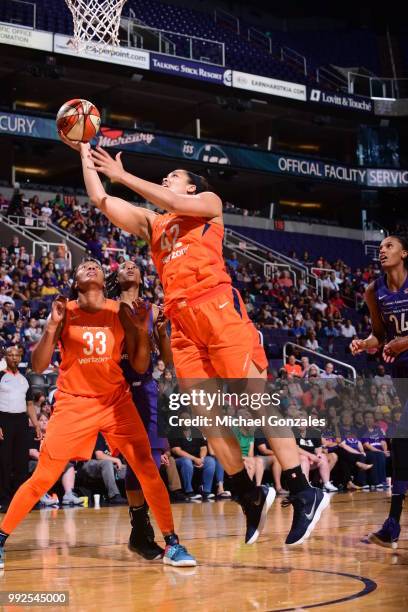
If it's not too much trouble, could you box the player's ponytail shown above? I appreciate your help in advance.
[183,170,210,194]
[392,234,408,269]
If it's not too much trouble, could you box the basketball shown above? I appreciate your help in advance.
[56,98,101,143]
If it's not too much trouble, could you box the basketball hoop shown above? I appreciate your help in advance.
[65,0,127,52]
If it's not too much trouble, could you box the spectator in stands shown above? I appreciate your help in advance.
[170,412,217,500]
[300,356,311,377]
[341,319,357,338]
[323,320,340,338]
[320,362,338,380]
[25,280,41,300]
[0,287,14,306]
[313,296,327,316]
[360,411,389,488]
[284,355,302,377]
[230,408,261,482]
[40,201,52,220]
[293,420,338,492]
[330,291,346,312]
[306,364,321,382]
[152,359,166,381]
[32,391,47,417]
[40,278,59,297]
[373,365,393,389]
[24,318,42,346]
[80,434,127,504]
[305,331,320,352]
[226,252,239,271]
[278,271,293,289]
[292,318,306,338]
[338,411,373,490]
[7,236,20,257]
[255,432,288,495]
[0,346,41,512]
[28,413,82,505]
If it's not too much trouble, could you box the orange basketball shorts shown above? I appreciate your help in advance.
[42,384,148,460]
[169,285,268,379]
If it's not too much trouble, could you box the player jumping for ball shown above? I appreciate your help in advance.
[60,136,330,546]
[0,259,196,569]
[351,235,408,549]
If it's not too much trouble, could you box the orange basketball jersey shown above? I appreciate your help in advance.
[151,213,232,312]
[57,299,127,397]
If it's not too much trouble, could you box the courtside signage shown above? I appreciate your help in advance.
[150,53,232,86]
[0,23,53,52]
[232,71,307,101]
[53,34,150,70]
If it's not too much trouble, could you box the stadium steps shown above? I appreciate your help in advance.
[0,212,86,268]
[223,227,321,295]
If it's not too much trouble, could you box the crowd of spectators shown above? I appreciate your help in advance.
[0,189,400,506]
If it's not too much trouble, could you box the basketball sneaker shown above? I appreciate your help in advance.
[367,517,400,549]
[240,485,276,545]
[128,505,164,561]
[0,545,4,569]
[62,492,83,506]
[284,487,330,546]
[163,535,197,567]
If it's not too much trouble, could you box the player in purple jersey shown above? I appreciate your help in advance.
[351,235,408,548]
[107,261,173,560]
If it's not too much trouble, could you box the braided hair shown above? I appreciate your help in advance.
[106,262,144,300]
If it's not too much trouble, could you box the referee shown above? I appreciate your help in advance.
[0,346,41,512]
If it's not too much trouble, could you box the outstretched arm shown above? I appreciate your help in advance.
[90,147,222,218]
[60,136,156,239]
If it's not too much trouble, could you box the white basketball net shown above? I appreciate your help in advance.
[65,0,127,52]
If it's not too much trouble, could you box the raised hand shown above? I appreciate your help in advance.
[89,146,125,183]
[120,298,151,330]
[49,296,67,327]
[58,130,91,155]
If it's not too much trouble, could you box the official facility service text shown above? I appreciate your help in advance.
[168,415,326,428]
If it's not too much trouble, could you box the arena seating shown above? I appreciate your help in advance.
[0,0,382,86]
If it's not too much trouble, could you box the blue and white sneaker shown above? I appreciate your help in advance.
[240,485,276,545]
[0,546,4,569]
[284,487,330,546]
[163,544,197,567]
[367,517,401,549]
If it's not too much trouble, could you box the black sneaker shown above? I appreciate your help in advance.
[128,505,164,561]
[170,490,188,503]
[283,487,330,546]
[108,494,128,505]
[240,485,276,545]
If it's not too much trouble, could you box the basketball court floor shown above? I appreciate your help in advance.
[1,492,407,611]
